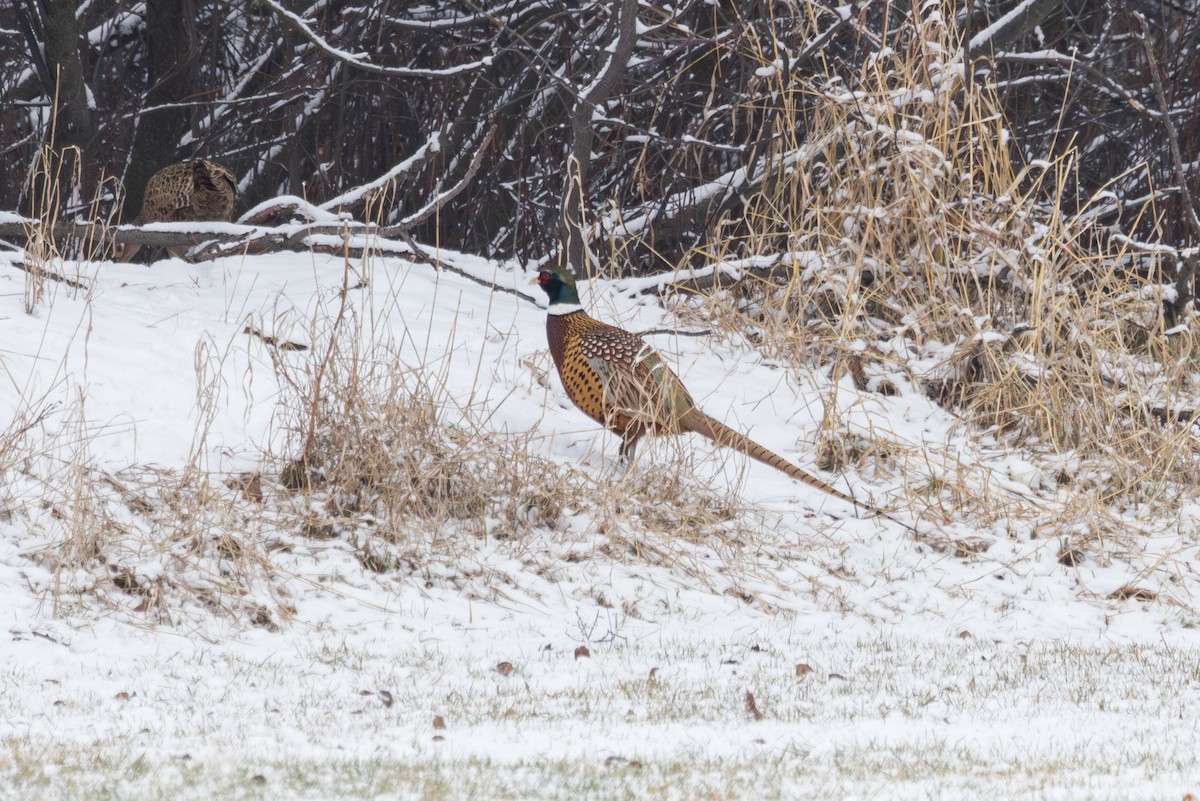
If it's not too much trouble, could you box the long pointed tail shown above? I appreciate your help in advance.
[682,412,929,540]
[682,411,863,506]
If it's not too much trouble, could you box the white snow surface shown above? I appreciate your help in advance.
[2,249,1199,799]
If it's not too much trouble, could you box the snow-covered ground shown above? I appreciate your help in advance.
[2,248,1199,800]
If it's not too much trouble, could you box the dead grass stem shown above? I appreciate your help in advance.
[693,8,1200,544]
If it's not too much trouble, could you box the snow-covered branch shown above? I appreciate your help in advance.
[562,0,639,273]
[967,0,1060,58]
[384,125,497,233]
[318,132,443,213]
[259,0,488,79]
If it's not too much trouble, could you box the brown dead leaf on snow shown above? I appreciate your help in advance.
[496,661,514,677]
[574,646,590,660]
[953,536,992,557]
[744,691,763,721]
[433,715,446,730]
[795,663,812,678]
[1109,586,1157,602]
[225,473,264,503]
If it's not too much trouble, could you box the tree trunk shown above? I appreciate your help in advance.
[25,0,92,217]
[121,0,198,221]
[559,0,638,277]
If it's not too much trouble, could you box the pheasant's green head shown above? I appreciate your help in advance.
[536,265,582,312]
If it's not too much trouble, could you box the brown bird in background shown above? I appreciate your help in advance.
[535,263,921,531]
[114,159,236,262]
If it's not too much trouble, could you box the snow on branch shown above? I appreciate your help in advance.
[1135,11,1200,319]
[318,132,443,213]
[1134,13,1200,241]
[988,51,1154,116]
[0,220,266,253]
[610,253,815,296]
[380,0,545,31]
[260,0,489,78]
[240,196,343,225]
[967,0,1060,58]
[383,125,497,233]
[562,0,639,272]
[577,0,639,112]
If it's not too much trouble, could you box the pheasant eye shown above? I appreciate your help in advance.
[537,271,553,285]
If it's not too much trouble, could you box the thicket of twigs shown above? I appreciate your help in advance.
[3,1,1198,262]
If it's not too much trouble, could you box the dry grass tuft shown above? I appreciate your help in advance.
[11,444,289,626]
[696,11,1200,524]
[271,290,579,552]
[266,267,777,601]
[20,146,113,312]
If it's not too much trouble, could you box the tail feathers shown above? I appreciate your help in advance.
[682,411,861,507]
[681,411,928,539]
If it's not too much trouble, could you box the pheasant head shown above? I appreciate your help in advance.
[535,265,583,314]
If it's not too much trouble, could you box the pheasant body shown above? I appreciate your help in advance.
[546,310,695,456]
[536,265,869,510]
[116,159,236,261]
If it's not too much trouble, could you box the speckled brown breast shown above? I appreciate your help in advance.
[546,311,694,439]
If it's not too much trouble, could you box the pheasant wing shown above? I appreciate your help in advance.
[579,326,693,431]
[189,161,236,220]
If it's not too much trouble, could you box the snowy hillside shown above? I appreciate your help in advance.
[2,249,1199,799]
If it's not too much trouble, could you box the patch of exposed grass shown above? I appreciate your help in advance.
[3,635,1197,801]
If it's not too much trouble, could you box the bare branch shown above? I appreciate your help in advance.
[1136,12,1200,321]
[259,0,488,79]
[319,131,445,214]
[967,0,1061,59]
[383,124,498,233]
[988,51,1154,117]
[1134,15,1200,241]
[561,0,639,275]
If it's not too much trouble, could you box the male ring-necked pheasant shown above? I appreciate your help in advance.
[536,263,919,528]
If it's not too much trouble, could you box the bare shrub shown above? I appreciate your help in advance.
[280,346,575,542]
[264,255,784,600]
[697,12,1200,515]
